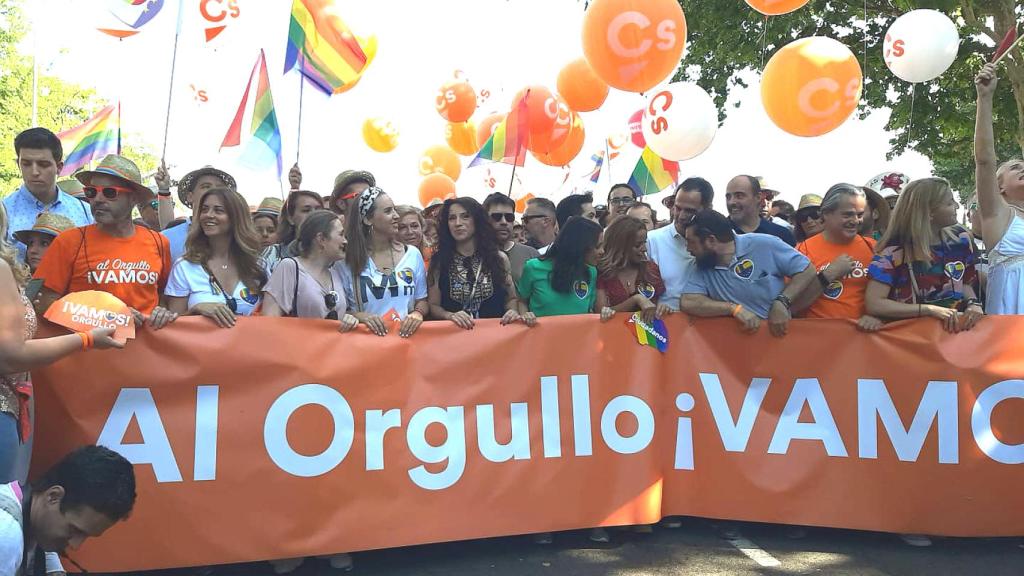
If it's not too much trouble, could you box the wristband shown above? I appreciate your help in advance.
[157,189,172,197]
[78,332,91,351]
[774,293,792,310]
[817,271,830,289]
[731,304,743,317]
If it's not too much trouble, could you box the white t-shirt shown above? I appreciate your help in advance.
[165,259,261,316]
[346,246,427,318]
[0,482,21,575]
[646,224,695,312]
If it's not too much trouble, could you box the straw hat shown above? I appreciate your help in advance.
[253,197,283,220]
[331,170,376,203]
[422,198,444,221]
[797,194,823,212]
[178,166,237,207]
[56,179,84,197]
[75,155,154,203]
[13,212,76,244]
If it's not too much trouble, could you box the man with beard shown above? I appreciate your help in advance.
[483,192,540,284]
[645,178,711,312]
[726,175,796,246]
[681,210,815,337]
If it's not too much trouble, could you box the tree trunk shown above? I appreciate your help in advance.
[993,2,1024,157]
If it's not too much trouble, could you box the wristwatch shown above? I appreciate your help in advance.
[773,294,792,309]
[816,271,830,288]
[157,188,172,197]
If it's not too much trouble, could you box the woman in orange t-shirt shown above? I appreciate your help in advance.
[792,184,883,332]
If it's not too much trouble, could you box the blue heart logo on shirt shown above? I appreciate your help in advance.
[574,280,590,300]
[240,287,259,305]
[398,269,415,284]
[824,281,844,300]
[733,259,754,279]
[944,261,965,282]
[639,282,656,299]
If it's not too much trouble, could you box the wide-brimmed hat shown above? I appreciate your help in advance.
[75,155,154,203]
[13,212,76,244]
[253,197,283,220]
[797,194,823,212]
[56,179,84,197]
[331,170,376,203]
[422,198,444,220]
[178,166,237,207]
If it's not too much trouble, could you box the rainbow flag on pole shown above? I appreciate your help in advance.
[221,50,282,177]
[57,105,120,176]
[470,94,530,168]
[284,0,376,95]
[628,147,679,197]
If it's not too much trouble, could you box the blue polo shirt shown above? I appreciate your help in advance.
[3,185,93,259]
[161,217,191,263]
[683,233,810,319]
[732,218,796,246]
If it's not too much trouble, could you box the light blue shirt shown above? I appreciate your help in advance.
[646,224,695,311]
[161,217,191,263]
[165,258,260,316]
[2,184,93,259]
[683,233,810,319]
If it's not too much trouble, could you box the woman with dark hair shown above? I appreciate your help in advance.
[166,188,266,327]
[427,198,521,328]
[345,187,428,338]
[518,216,608,325]
[596,215,666,324]
[262,210,358,331]
[262,190,323,276]
[793,194,824,243]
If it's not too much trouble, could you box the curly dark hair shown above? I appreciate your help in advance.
[428,197,504,286]
[34,445,136,520]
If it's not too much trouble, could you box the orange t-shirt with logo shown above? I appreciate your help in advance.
[34,225,172,314]
[796,233,876,319]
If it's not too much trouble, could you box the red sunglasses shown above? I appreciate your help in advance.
[83,185,133,200]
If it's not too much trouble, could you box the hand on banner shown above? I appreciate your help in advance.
[635,295,658,325]
[399,311,424,338]
[856,315,884,333]
[192,302,236,328]
[357,313,388,336]
[499,309,522,325]
[147,306,179,330]
[655,303,674,319]
[924,305,960,334]
[734,306,761,334]
[155,161,172,193]
[768,301,791,337]
[961,303,985,331]
[338,313,360,333]
[447,310,475,330]
[599,306,616,322]
[89,326,125,350]
[521,311,538,328]
[825,255,855,281]
[288,164,302,191]
[976,63,998,98]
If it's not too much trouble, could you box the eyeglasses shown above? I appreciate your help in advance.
[490,212,515,223]
[522,214,549,223]
[609,197,635,206]
[324,291,339,320]
[795,210,821,224]
[83,185,133,200]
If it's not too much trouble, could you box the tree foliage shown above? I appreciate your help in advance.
[676,0,1023,200]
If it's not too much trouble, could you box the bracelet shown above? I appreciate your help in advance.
[816,271,830,289]
[78,332,92,351]
[157,189,171,197]
[731,304,743,317]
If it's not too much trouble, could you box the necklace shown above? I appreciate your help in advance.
[376,244,398,274]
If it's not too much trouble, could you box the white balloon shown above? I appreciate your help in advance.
[641,83,718,161]
[883,10,960,83]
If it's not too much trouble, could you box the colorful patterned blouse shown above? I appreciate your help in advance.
[868,225,978,308]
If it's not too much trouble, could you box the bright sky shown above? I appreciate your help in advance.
[28,0,934,217]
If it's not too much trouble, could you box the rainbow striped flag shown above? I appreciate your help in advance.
[221,50,282,177]
[57,105,120,176]
[284,0,376,95]
[587,151,605,183]
[627,312,669,353]
[628,147,679,197]
[469,93,529,168]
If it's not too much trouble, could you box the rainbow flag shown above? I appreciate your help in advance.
[221,50,282,177]
[284,0,376,95]
[587,151,605,183]
[57,105,120,176]
[628,147,678,197]
[627,312,669,353]
[469,93,529,168]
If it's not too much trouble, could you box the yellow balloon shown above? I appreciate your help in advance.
[445,121,480,156]
[362,117,399,153]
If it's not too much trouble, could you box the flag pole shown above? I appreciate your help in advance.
[507,163,517,196]
[507,89,530,197]
[161,0,185,162]
[296,57,305,164]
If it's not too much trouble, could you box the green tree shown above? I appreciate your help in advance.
[676,0,1022,200]
[0,0,157,194]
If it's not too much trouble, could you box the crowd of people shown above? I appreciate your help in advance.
[0,62,1019,573]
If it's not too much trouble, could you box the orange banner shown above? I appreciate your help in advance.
[31,315,1024,572]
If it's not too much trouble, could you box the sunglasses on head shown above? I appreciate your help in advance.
[490,212,515,223]
[83,185,133,200]
[324,291,339,320]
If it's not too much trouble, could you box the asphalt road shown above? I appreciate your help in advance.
[115,519,1024,576]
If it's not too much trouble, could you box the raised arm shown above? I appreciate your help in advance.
[974,63,1011,246]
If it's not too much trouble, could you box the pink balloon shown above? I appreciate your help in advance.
[629,109,646,148]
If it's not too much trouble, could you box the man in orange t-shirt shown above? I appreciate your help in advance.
[34,155,178,327]
[792,184,883,331]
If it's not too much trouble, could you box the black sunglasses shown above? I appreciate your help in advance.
[522,214,549,223]
[490,212,515,223]
[324,291,339,320]
[795,209,821,224]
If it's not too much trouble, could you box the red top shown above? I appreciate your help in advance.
[597,261,666,307]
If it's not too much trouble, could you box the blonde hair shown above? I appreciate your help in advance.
[0,202,29,286]
[394,205,424,226]
[878,177,957,263]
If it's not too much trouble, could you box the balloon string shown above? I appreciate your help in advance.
[760,15,769,70]
[906,83,916,149]
[862,0,868,102]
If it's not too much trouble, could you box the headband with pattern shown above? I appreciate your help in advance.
[359,186,385,218]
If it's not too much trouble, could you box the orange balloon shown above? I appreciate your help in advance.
[418,173,457,207]
[513,86,558,145]
[557,58,609,112]
[445,121,480,156]
[745,0,810,16]
[476,113,505,148]
[532,113,586,167]
[582,0,687,93]
[361,117,399,153]
[761,37,863,137]
[419,145,462,181]
[526,95,573,155]
[435,80,477,122]
[514,193,536,214]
